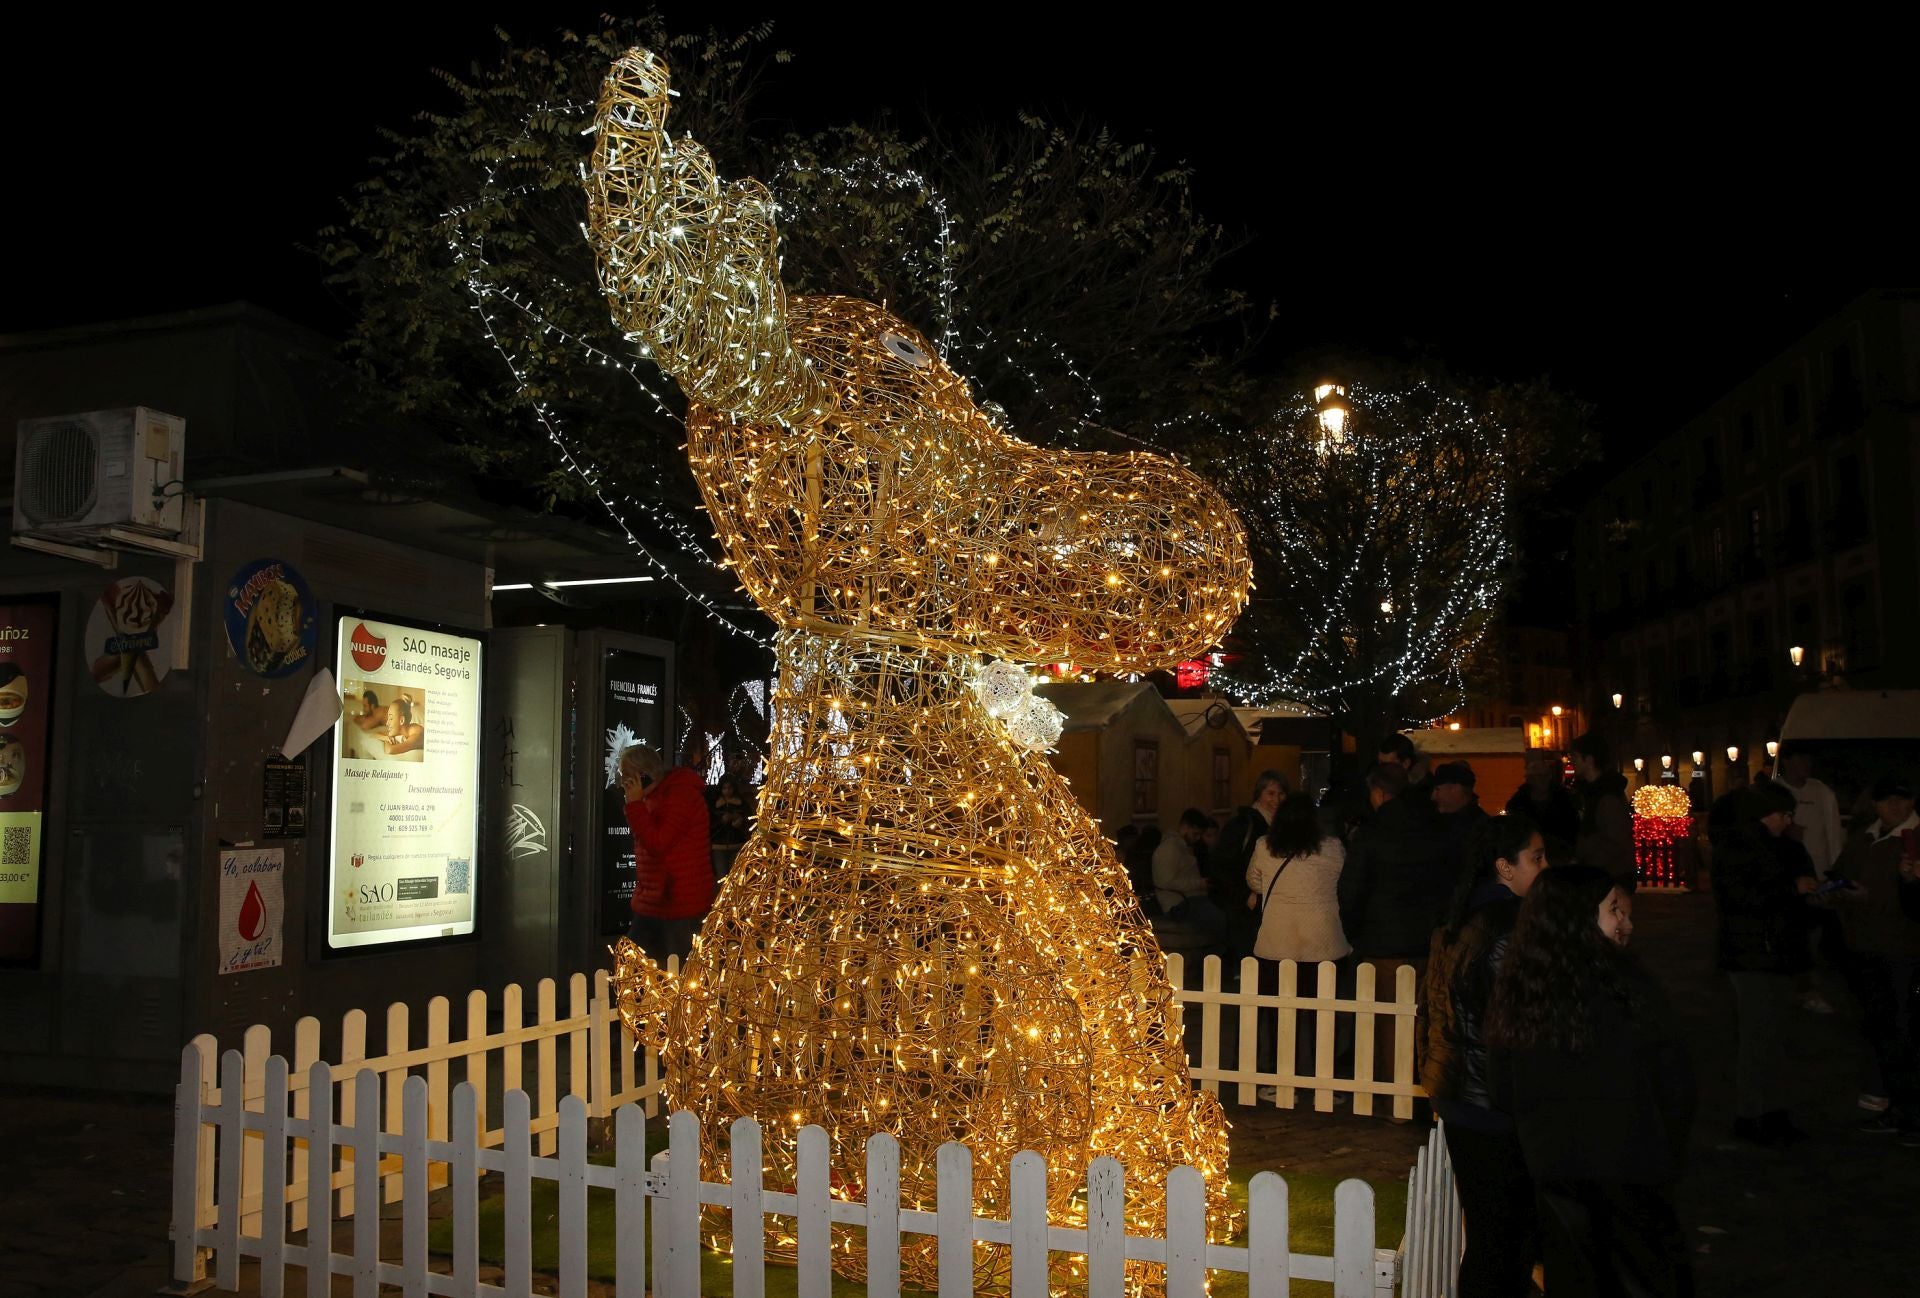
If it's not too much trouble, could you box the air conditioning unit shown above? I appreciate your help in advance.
[12,407,186,538]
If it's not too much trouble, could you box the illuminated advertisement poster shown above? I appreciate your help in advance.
[0,596,56,965]
[598,647,669,936]
[328,615,483,949]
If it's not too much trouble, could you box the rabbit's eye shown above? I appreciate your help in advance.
[880,331,932,368]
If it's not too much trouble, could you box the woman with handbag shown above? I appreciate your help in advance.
[1246,791,1351,1102]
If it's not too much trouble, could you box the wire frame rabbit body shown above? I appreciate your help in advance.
[586,47,1252,1292]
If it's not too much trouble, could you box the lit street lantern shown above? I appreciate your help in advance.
[1789,645,1805,668]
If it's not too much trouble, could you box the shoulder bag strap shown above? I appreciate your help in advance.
[1261,853,1298,909]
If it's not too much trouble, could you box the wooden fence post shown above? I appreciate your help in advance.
[865,1132,902,1298]
[289,1018,320,1234]
[305,1062,335,1298]
[1008,1150,1046,1298]
[169,1044,206,1288]
[558,1095,590,1298]
[614,1101,648,1298]
[215,1050,245,1293]
[336,1010,366,1219]
[450,1082,479,1298]
[935,1141,973,1298]
[730,1117,765,1298]
[350,1069,380,1298]
[537,977,560,1157]
[383,1001,409,1205]
[1245,1170,1288,1298]
[1393,964,1419,1121]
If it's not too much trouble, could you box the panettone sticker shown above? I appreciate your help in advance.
[85,577,175,697]
[222,560,317,679]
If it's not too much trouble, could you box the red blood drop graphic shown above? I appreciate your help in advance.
[238,878,266,941]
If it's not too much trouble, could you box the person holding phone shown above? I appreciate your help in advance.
[1830,774,1920,1131]
[620,744,714,964]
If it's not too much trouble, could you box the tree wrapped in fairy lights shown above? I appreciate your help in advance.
[1217,380,1514,736]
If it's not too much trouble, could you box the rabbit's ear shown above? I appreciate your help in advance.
[586,48,827,426]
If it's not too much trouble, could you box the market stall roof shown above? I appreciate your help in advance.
[1781,690,1920,743]
[1404,727,1530,755]
[1035,680,1167,733]
[1166,699,1251,742]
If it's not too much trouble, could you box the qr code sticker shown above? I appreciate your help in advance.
[446,857,470,895]
[1,825,30,867]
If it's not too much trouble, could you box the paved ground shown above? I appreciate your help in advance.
[3,892,1915,1296]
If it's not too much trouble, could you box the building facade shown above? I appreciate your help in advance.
[1572,288,1920,793]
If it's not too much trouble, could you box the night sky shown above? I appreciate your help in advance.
[7,9,1906,462]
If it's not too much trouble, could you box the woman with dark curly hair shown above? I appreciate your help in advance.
[1422,814,1548,1296]
[1487,865,1695,1298]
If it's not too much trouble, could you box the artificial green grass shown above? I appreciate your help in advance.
[425,1139,1405,1298]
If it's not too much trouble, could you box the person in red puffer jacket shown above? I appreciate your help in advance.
[618,745,714,963]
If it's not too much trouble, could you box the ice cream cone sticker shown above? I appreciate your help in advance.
[86,577,174,697]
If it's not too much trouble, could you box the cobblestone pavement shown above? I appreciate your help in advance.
[1633,890,1920,1297]
[5,891,1915,1296]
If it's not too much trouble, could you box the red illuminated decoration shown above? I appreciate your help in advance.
[1631,785,1695,889]
[1175,658,1212,690]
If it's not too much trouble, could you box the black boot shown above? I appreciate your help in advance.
[1759,1110,1808,1145]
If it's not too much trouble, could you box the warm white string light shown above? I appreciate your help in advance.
[1219,382,1513,726]
[587,45,1248,1294]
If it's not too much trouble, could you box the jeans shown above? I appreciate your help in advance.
[1256,955,1355,1081]
[628,913,697,966]
[1535,1179,1692,1298]
[1167,896,1229,952]
[1442,1122,1539,1297]
[1724,971,1792,1118]
[1839,950,1919,1107]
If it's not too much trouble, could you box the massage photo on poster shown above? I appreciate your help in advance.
[327,614,483,950]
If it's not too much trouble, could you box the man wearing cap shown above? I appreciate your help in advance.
[1430,761,1489,877]
[1830,774,1920,1130]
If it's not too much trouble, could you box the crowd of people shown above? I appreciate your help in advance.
[620,729,1916,1297]
[1125,733,1919,1297]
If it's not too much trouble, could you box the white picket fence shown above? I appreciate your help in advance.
[170,954,1447,1292]
[176,1045,1461,1297]
[1169,955,1422,1120]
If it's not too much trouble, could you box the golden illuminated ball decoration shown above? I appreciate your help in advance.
[588,47,1251,1293]
[1631,784,1693,820]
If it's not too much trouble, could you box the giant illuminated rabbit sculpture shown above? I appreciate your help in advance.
[585,47,1251,1292]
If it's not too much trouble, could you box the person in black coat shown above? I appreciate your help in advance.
[1422,814,1549,1296]
[1341,763,1452,1085]
[1505,749,1581,861]
[1338,763,1451,960]
[1209,769,1289,964]
[1487,866,1696,1298]
[1709,783,1816,1146]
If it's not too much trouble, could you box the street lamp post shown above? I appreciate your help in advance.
[1314,382,1350,457]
